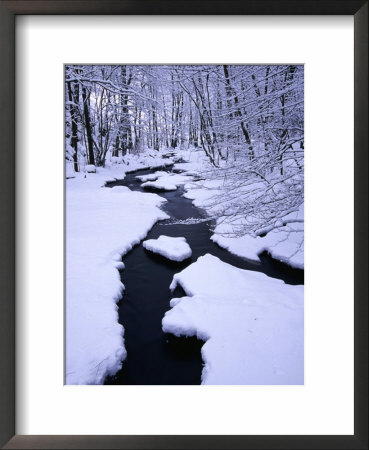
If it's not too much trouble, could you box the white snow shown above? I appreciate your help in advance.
[182,175,304,269]
[141,173,193,191]
[143,236,192,262]
[142,181,177,191]
[106,149,173,173]
[135,171,167,182]
[85,164,96,173]
[183,179,223,206]
[66,147,304,385]
[66,165,168,384]
[172,148,211,175]
[66,161,76,179]
[162,254,304,385]
[110,156,124,165]
[211,204,304,269]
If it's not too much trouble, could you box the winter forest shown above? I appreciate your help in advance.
[66,65,304,385]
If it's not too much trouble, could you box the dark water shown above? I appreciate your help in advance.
[105,167,303,385]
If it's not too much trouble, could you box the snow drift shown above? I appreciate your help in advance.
[143,235,192,262]
[66,166,168,384]
[163,254,304,385]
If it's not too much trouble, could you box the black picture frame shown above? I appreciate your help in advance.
[0,1,367,449]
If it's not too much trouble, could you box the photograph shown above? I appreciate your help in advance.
[1,0,366,446]
[65,64,304,386]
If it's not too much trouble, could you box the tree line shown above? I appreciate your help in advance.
[65,64,303,170]
[65,64,304,236]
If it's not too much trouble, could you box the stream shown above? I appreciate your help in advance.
[105,166,303,385]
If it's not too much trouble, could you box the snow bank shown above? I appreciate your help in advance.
[66,162,76,179]
[183,179,223,207]
[163,254,304,385]
[172,148,212,175]
[212,204,304,269]
[66,165,168,384]
[106,149,174,172]
[182,177,304,269]
[141,173,192,191]
[135,171,168,182]
[85,164,96,173]
[143,236,192,262]
[142,181,177,191]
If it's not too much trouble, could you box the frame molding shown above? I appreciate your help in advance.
[1,0,368,15]
[0,1,367,449]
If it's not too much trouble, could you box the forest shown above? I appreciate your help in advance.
[65,64,304,385]
[65,64,304,236]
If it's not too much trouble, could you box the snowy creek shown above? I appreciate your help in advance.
[104,167,303,385]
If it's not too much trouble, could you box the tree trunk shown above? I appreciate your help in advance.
[67,81,79,172]
[81,85,95,166]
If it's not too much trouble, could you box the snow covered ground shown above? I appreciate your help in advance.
[211,204,304,269]
[66,147,304,385]
[136,171,168,182]
[141,172,193,191]
[177,151,304,269]
[66,161,169,384]
[163,254,304,385]
[143,236,192,262]
[108,151,173,172]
